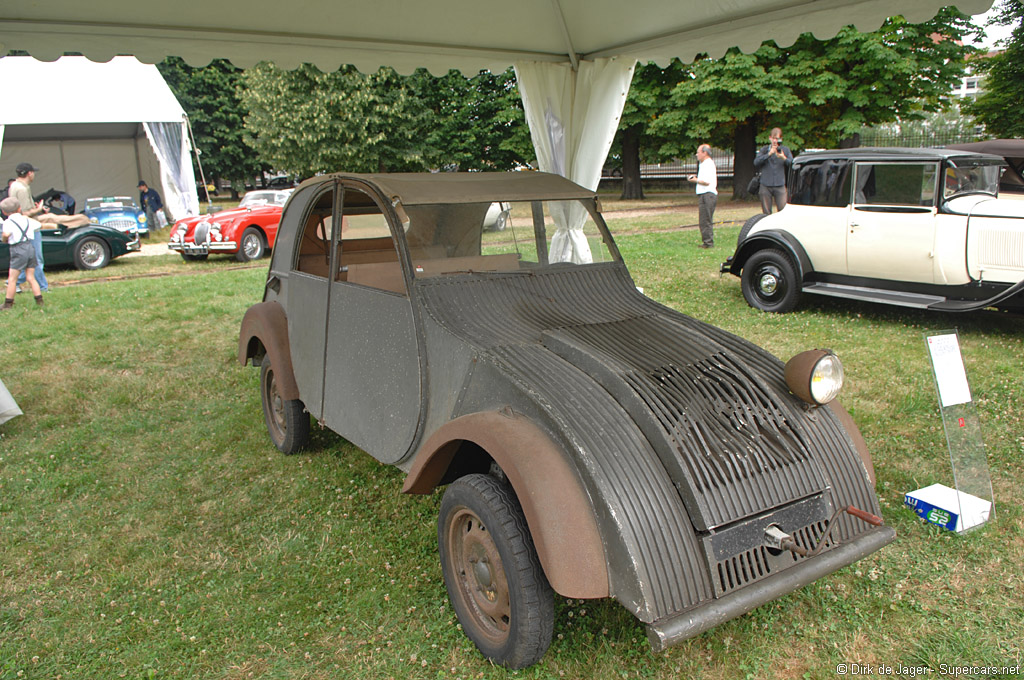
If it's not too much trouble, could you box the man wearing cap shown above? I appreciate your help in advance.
[10,163,90,229]
[137,180,167,231]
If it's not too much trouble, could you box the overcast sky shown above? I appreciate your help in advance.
[972,5,1015,48]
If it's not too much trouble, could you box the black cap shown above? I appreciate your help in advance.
[137,180,148,187]
[16,162,38,176]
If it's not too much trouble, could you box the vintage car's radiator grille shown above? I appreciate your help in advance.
[714,520,834,596]
[104,218,137,232]
[193,222,210,245]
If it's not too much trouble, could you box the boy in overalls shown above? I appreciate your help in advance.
[1,197,44,309]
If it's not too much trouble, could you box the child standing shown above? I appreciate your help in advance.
[1,196,44,309]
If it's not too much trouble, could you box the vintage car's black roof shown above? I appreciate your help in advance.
[794,146,1006,166]
[296,171,597,206]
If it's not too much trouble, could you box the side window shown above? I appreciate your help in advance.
[789,161,852,207]
[336,186,406,295]
[854,163,938,207]
[294,187,336,278]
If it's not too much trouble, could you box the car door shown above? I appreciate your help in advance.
[321,181,421,464]
[846,161,939,283]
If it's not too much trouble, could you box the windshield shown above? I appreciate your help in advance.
[239,190,291,208]
[86,197,137,210]
[943,160,1002,199]
[400,199,618,278]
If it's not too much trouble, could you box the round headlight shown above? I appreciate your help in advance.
[139,214,148,223]
[784,349,844,405]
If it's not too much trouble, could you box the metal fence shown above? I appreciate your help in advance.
[854,130,986,149]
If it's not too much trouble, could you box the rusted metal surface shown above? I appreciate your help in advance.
[238,300,299,401]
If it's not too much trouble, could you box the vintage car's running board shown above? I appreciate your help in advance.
[802,283,945,309]
[646,525,896,651]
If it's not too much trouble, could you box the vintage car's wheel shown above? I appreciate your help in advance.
[741,248,801,313]
[736,213,767,248]
[439,474,553,669]
[236,227,265,262]
[73,237,111,270]
[260,355,309,454]
[181,253,208,262]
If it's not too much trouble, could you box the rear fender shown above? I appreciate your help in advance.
[238,300,299,401]
[402,411,609,599]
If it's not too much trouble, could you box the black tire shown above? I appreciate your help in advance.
[73,237,111,270]
[439,474,554,669]
[181,253,209,262]
[259,355,309,454]
[741,248,801,313]
[236,227,265,262]
[736,213,767,248]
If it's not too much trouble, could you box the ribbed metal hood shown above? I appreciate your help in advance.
[417,264,832,533]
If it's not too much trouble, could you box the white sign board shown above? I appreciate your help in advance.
[926,334,972,407]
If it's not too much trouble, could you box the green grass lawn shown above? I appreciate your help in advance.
[1,220,1022,679]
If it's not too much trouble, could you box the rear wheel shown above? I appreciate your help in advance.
[439,474,553,669]
[73,237,110,270]
[741,248,801,313]
[236,227,265,262]
[259,355,309,454]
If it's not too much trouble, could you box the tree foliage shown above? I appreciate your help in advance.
[616,7,979,198]
[239,63,532,177]
[157,57,267,196]
[963,0,1024,137]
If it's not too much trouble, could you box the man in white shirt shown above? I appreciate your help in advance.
[687,144,718,248]
[1,196,45,309]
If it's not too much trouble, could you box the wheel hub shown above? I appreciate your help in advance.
[758,272,779,295]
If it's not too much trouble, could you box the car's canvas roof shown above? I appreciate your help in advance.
[795,147,1006,165]
[296,171,597,206]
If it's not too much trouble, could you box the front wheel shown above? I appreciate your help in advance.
[439,474,554,669]
[73,237,111,270]
[236,227,265,262]
[259,355,309,454]
[741,248,801,313]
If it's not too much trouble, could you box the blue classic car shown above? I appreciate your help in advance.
[84,196,148,237]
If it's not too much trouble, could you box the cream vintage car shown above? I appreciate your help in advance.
[722,148,1024,313]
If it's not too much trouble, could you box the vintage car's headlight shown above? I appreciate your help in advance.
[138,214,147,224]
[784,349,844,405]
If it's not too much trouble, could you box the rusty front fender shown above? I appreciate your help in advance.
[238,300,299,401]
[402,411,610,599]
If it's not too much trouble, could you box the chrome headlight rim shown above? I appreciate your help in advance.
[784,349,844,406]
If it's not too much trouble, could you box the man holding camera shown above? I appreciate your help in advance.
[753,128,793,214]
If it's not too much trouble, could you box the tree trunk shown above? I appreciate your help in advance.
[732,121,757,200]
[619,125,645,200]
[838,133,861,149]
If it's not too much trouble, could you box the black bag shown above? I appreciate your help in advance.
[747,173,761,194]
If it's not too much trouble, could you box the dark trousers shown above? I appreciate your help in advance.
[698,192,717,246]
[759,184,787,214]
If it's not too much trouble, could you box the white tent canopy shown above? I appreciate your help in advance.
[0,0,988,250]
[0,56,199,220]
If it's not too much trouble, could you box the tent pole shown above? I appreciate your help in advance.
[183,113,211,213]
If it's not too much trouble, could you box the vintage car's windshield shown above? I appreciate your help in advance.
[401,200,618,277]
[86,197,138,210]
[239,190,291,208]
[943,160,1002,199]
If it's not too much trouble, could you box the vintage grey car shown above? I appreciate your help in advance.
[239,172,894,668]
[722,148,1024,313]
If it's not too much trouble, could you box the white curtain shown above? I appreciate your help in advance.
[0,377,22,426]
[143,119,200,220]
[515,57,636,263]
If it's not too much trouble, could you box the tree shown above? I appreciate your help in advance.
[963,0,1024,137]
[614,61,689,199]
[653,7,979,198]
[410,68,534,171]
[240,63,430,177]
[157,57,267,199]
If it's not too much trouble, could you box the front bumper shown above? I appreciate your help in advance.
[168,240,238,255]
[646,524,896,651]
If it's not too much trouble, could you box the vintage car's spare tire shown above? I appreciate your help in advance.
[73,236,111,270]
[260,355,309,454]
[741,248,801,313]
[737,213,767,248]
[236,227,265,262]
[439,474,554,669]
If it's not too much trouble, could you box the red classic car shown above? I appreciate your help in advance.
[168,190,292,262]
